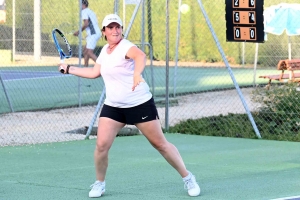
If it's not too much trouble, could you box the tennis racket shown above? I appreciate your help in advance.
[52,28,72,73]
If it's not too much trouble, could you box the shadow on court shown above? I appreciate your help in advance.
[0,134,299,200]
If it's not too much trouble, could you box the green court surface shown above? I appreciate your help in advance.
[0,66,278,114]
[0,134,299,200]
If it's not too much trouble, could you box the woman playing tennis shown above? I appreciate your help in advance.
[59,13,200,198]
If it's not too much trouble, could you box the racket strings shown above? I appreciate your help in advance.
[54,31,71,56]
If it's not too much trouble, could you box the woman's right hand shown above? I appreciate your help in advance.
[58,63,68,74]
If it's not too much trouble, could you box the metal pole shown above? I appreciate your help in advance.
[123,0,125,31]
[242,42,245,67]
[253,43,259,87]
[288,36,292,79]
[34,0,41,61]
[288,36,291,60]
[141,0,145,52]
[173,0,182,97]
[12,0,15,62]
[124,0,142,38]
[114,0,119,14]
[165,0,170,132]
[78,0,83,107]
[85,87,106,139]
[147,0,153,59]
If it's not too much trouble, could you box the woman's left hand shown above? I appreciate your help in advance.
[132,74,145,91]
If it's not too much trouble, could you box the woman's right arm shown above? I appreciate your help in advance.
[59,63,101,79]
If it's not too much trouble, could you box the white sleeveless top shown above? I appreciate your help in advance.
[96,39,152,108]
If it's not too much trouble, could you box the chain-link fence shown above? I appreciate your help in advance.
[1,0,300,146]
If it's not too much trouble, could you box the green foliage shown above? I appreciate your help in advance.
[252,83,300,140]
[167,114,258,139]
[2,0,300,65]
[167,113,300,142]
[167,84,300,142]
[252,83,300,114]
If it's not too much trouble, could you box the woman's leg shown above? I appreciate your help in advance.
[135,119,188,178]
[135,119,200,196]
[94,117,125,181]
[89,117,125,198]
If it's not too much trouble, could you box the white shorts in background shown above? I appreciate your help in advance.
[86,33,101,49]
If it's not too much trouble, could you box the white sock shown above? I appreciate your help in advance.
[96,180,105,184]
[182,171,192,181]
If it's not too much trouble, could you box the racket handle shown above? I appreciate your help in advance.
[60,60,65,73]
[60,65,70,74]
[60,68,65,73]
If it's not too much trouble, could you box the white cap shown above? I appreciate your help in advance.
[102,14,123,28]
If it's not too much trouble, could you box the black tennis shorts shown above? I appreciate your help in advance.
[99,97,159,125]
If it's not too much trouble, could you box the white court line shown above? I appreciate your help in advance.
[270,195,300,200]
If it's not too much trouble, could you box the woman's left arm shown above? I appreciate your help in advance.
[126,46,147,91]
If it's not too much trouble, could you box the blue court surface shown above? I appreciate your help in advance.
[0,134,299,200]
[0,70,66,81]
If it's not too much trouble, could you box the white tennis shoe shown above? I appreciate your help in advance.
[89,180,105,198]
[183,174,201,197]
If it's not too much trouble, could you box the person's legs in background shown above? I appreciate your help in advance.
[84,34,101,67]
[83,46,89,67]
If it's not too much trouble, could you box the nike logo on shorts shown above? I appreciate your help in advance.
[142,116,148,119]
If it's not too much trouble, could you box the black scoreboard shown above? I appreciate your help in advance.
[226,0,264,43]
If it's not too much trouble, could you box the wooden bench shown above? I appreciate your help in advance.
[259,59,300,88]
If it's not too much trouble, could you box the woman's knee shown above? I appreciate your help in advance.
[151,140,171,152]
[95,141,110,153]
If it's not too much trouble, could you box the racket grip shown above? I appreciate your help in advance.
[60,65,70,74]
[60,67,65,73]
[60,60,65,73]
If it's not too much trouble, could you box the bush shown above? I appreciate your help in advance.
[251,83,300,141]
[167,83,300,142]
[167,113,259,139]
